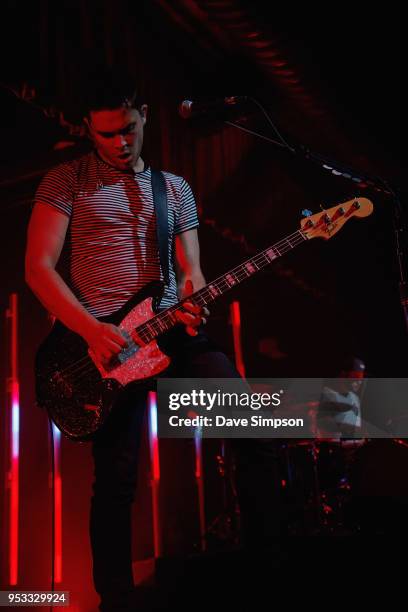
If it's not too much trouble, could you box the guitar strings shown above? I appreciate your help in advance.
[58,233,307,384]
[56,231,307,383]
[58,232,307,383]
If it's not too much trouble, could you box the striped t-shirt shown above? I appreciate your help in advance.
[34,151,199,316]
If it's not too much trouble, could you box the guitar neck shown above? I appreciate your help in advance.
[193,229,307,308]
[135,228,308,342]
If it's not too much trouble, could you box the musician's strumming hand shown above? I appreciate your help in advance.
[175,279,210,336]
[82,320,128,366]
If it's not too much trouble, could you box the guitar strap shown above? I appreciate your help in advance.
[151,169,170,286]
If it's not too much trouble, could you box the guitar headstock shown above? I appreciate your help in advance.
[300,197,374,240]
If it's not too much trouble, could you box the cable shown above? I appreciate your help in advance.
[248,96,295,152]
[224,120,291,149]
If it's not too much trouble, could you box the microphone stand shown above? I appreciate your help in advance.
[225,119,408,335]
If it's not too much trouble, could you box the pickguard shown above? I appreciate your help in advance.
[90,297,170,386]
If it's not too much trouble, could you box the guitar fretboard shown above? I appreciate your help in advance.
[135,229,308,343]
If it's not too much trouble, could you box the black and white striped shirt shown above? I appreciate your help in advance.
[34,151,199,316]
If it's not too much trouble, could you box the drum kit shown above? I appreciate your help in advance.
[205,395,408,540]
[277,435,408,535]
[265,392,408,533]
[277,436,364,534]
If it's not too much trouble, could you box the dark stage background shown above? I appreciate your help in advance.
[1,2,407,610]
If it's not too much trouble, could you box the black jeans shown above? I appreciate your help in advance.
[90,328,240,609]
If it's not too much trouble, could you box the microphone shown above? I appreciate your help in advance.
[178,96,248,119]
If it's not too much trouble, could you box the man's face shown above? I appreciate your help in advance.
[86,105,147,170]
[344,370,365,393]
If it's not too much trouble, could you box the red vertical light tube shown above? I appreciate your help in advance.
[194,428,206,551]
[230,300,246,378]
[147,392,161,557]
[52,423,62,583]
[7,293,19,586]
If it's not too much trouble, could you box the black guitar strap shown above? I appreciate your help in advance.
[151,169,170,286]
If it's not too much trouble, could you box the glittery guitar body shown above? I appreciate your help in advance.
[35,282,169,441]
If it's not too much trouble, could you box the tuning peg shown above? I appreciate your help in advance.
[337,206,346,215]
[353,200,361,209]
[323,213,331,223]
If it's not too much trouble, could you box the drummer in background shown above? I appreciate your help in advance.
[317,356,366,439]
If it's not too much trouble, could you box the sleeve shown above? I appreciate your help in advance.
[174,178,199,234]
[34,162,76,217]
[319,388,354,414]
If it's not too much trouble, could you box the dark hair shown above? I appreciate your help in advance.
[81,66,144,116]
[339,355,366,374]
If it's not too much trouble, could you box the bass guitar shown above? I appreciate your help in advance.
[35,197,373,440]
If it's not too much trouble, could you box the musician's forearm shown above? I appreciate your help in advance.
[177,271,206,298]
[26,266,97,337]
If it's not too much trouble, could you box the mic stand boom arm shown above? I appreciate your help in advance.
[226,119,408,335]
